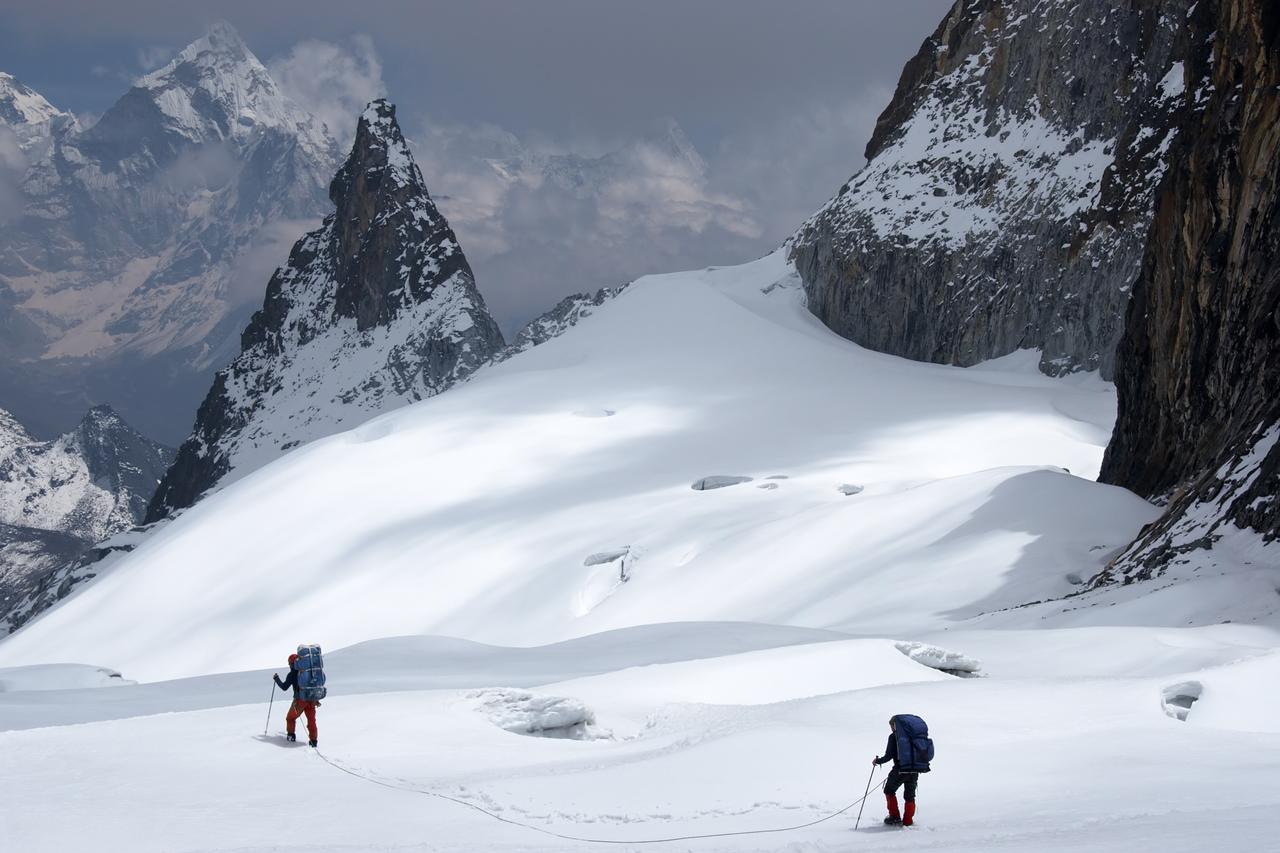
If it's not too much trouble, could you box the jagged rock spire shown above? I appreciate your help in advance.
[148,100,504,520]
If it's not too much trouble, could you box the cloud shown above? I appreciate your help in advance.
[707,92,893,243]
[136,45,171,71]
[411,116,773,334]
[268,35,385,148]
[406,95,889,336]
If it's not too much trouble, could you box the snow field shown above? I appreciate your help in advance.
[2,623,1277,852]
[0,253,1160,681]
[2,252,1277,850]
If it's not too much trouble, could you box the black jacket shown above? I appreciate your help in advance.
[274,667,298,697]
[874,732,898,767]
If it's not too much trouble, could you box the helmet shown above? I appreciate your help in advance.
[288,653,299,666]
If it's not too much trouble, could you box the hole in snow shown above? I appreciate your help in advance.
[1161,681,1202,721]
[572,408,616,418]
[757,483,780,490]
[469,689,606,740]
[765,474,789,480]
[838,483,865,496]
[584,548,630,567]
[691,475,753,491]
[895,641,983,677]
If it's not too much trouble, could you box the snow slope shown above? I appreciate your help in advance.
[1,622,1278,852]
[0,252,1163,681]
[1,253,1278,852]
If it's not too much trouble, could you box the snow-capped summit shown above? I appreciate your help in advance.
[0,404,172,630]
[0,405,172,544]
[147,99,504,518]
[0,23,341,444]
[0,71,75,161]
[109,21,330,157]
[0,72,63,128]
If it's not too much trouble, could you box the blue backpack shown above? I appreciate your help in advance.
[295,644,327,701]
[892,714,934,772]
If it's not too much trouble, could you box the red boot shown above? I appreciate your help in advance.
[903,801,916,827]
[884,793,901,825]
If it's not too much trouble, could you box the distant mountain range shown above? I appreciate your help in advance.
[0,405,171,630]
[0,23,340,443]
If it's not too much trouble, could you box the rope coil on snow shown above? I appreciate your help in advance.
[314,748,882,845]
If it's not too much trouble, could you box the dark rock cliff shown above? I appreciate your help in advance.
[1097,0,1280,580]
[791,0,1194,379]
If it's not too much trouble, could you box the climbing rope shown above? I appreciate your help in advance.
[314,748,883,845]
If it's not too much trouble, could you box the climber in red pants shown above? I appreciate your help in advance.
[274,653,319,747]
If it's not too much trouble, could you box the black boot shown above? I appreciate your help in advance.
[884,816,902,826]
[286,733,296,742]
[309,739,318,748]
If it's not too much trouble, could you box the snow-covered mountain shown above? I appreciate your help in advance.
[0,23,341,442]
[790,0,1194,380]
[0,71,75,163]
[147,100,504,519]
[0,406,171,627]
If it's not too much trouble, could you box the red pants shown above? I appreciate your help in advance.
[286,699,318,741]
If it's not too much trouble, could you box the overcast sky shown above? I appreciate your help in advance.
[3,0,955,332]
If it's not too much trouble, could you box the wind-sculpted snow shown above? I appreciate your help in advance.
[791,0,1194,380]
[146,99,503,518]
[468,688,601,739]
[3,624,1280,851]
[0,252,1170,682]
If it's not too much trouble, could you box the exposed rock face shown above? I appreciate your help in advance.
[1097,0,1279,581]
[0,23,340,442]
[501,284,630,358]
[0,406,172,625]
[148,100,504,520]
[790,0,1193,379]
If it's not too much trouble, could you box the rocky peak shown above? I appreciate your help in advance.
[0,71,66,130]
[148,99,505,519]
[78,21,332,168]
[0,404,172,540]
[0,72,75,161]
[790,0,1194,380]
[327,100,470,330]
[0,404,172,632]
[0,23,342,445]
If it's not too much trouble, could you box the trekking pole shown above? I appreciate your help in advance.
[263,682,276,736]
[854,764,877,830]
